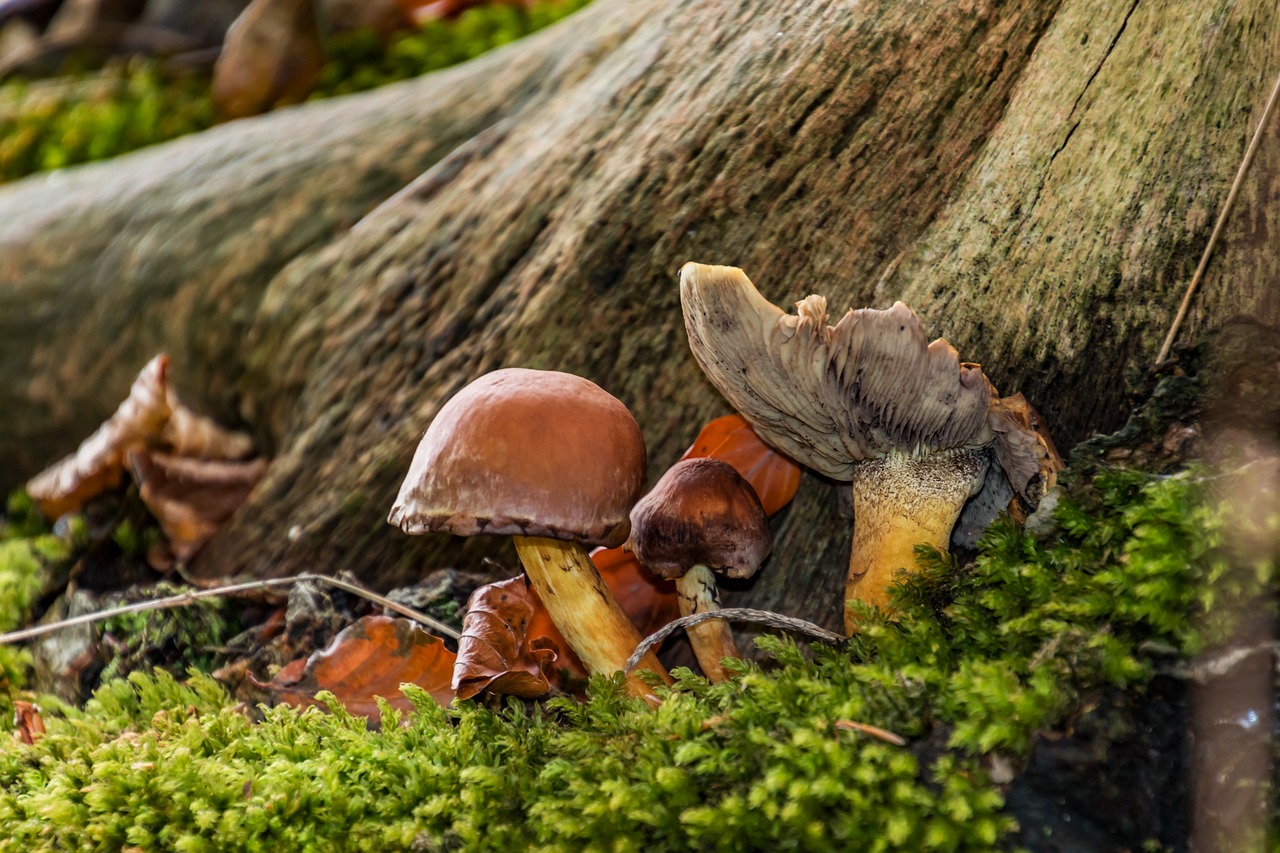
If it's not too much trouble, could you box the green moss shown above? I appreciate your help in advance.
[98,583,240,684]
[0,468,1260,849]
[0,530,73,712]
[0,0,594,185]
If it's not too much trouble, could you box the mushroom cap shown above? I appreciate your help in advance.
[629,457,772,581]
[388,368,646,548]
[679,262,993,481]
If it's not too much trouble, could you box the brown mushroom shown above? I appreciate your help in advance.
[629,457,771,683]
[679,263,1051,633]
[388,368,670,697]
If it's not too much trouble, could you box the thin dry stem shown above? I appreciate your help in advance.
[0,573,461,644]
[624,607,846,674]
[1157,65,1280,364]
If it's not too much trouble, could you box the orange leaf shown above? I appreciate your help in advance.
[266,615,456,720]
[453,576,558,701]
[592,544,681,636]
[679,414,801,515]
[129,450,267,563]
[11,701,45,745]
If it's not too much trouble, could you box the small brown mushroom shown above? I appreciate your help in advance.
[629,458,771,683]
[388,368,670,697]
[680,263,1051,633]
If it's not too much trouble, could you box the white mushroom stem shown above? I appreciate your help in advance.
[675,565,740,684]
[514,535,671,697]
[846,449,988,632]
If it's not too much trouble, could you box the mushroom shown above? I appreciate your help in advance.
[629,457,771,683]
[388,368,669,696]
[679,263,1050,633]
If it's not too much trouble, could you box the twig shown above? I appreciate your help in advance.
[0,573,461,644]
[624,608,846,674]
[1157,65,1280,364]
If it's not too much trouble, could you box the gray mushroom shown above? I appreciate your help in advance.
[679,263,1049,633]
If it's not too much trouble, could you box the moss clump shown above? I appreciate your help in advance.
[0,469,1260,850]
[0,0,593,185]
[97,582,240,684]
[0,530,72,714]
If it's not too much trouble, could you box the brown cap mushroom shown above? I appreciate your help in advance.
[388,368,670,696]
[679,263,1050,632]
[629,457,771,682]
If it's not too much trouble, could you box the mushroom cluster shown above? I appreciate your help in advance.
[679,263,1057,633]
[388,368,669,698]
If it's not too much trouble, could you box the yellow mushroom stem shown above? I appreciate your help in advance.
[514,535,672,698]
[675,564,740,684]
[846,449,988,632]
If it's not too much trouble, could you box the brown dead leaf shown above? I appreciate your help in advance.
[990,391,1065,493]
[265,615,456,720]
[27,354,174,518]
[129,449,267,563]
[162,404,255,461]
[26,354,257,520]
[679,414,802,516]
[453,576,557,701]
[11,701,45,745]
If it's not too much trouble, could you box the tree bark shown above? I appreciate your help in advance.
[1,0,1277,628]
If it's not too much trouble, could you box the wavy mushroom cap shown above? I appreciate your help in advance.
[388,368,647,548]
[680,263,997,480]
[630,458,772,581]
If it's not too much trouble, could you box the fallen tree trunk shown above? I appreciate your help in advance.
[1,0,1277,628]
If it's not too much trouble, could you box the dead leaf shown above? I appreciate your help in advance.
[26,354,257,520]
[11,701,45,745]
[128,449,267,563]
[265,615,456,720]
[453,576,557,700]
[27,354,174,518]
[679,414,802,515]
[162,404,255,461]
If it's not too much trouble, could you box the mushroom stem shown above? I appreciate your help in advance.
[675,565,740,684]
[846,449,988,632]
[514,535,672,696]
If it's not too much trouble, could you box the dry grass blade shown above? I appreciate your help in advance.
[1158,66,1280,364]
[0,573,461,644]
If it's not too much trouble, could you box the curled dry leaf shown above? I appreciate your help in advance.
[679,414,802,516]
[265,615,456,720]
[128,449,267,563]
[26,353,256,519]
[162,404,255,461]
[989,391,1065,491]
[27,354,174,518]
[11,701,45,745]
[453,576,557,701]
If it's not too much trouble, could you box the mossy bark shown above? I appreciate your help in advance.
[0,0,1276,628]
